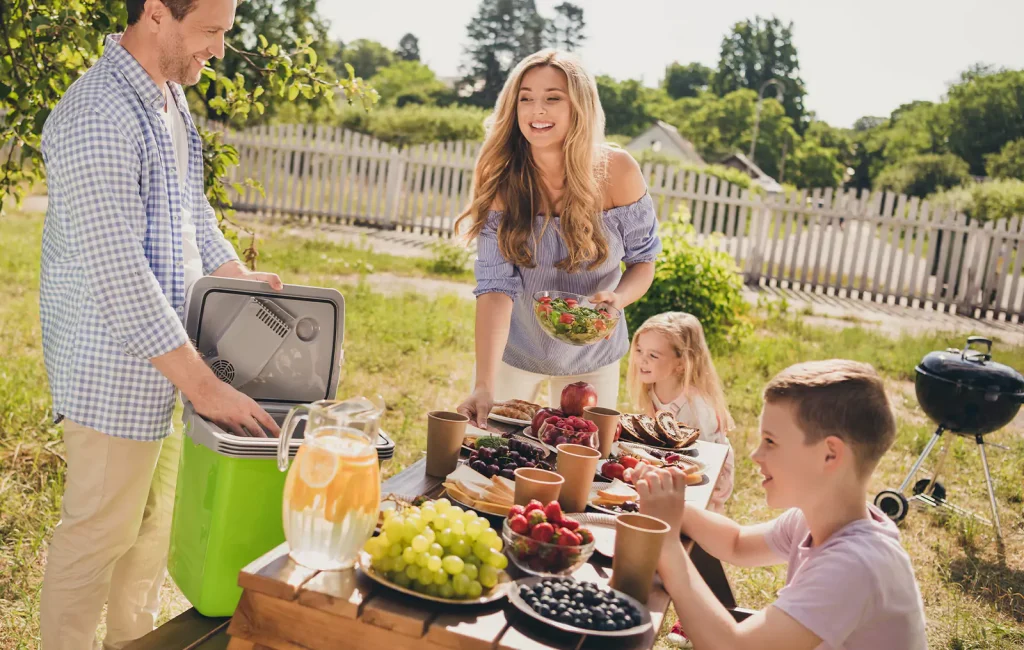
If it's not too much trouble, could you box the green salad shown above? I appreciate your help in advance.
[534,295,619,346]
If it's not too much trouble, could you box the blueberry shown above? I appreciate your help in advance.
[585,617,595,629]
[602,620,616,631]
[572,617,584,627]
[621,615,634,628]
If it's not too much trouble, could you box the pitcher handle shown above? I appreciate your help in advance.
[278,405,310,471]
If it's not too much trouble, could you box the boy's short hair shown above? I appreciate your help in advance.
[764,359,896,474]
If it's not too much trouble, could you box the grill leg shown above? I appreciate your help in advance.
[976,435,1003,540]
[899,428,944,493]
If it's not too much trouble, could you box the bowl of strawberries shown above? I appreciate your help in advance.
[503,500,596,577]
[537,415,598,449]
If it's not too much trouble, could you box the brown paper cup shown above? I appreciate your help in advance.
[426,411,468,477]
[583,406,621,459]
[555,443,601,513]
[513,468,564,506]
[610,513,671,603]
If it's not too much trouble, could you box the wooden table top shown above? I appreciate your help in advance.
[129,429,732,650]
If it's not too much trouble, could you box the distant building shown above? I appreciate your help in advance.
[625,121,706,166]
[718,152,783,194]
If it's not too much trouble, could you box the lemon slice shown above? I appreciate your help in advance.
[299,445,339,489]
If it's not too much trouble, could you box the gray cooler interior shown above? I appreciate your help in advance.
[180,277,393,461]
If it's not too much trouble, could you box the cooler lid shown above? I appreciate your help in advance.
[185,276,345,404]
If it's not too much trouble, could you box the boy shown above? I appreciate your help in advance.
[632,359,927,650]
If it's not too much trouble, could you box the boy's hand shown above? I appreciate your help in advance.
[634,466,688,538]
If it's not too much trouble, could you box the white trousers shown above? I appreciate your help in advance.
[491,360,622,410]
[40,421,181,650]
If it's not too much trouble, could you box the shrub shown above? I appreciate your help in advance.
[626,214,749,349]
[874,153,972,197]
[929,179,1024,223]
[334,104,490,146]
[428,240,473,276]
[985,138,1024,180]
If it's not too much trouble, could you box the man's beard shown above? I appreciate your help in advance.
[160,45,201,86]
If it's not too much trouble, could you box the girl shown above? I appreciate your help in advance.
[627,312,735,513]
[455,49,661,424]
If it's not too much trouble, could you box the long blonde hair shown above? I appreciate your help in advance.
[454,49,609,273]
[627,312,734,433]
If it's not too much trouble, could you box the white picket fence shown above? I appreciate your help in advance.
[206,120,1024,322]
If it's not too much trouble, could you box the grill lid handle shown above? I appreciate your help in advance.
[963,336,993,362]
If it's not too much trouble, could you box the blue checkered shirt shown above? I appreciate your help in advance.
[39,35,239,440]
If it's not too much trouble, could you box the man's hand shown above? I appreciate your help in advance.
[190,378,280,437]
[633,465,688,537]
[212,260,283,290]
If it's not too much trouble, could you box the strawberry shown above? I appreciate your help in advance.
[556,529,581,546]
[508,514,529,535]
[559,312,575,325]
[539,296,552,304]
[531,522,555,543]
[524,500,544,516]
[561,518,580,531]
[544,501,564,524]
[576,528,595,545]
[527,510,547,528]
[565,298,578,307]
[508,504,526,518]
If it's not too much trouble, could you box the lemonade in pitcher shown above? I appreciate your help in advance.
[281,426,381,570]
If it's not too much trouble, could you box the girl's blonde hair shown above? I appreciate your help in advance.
[627,312,734,433]
[454,49,609,273]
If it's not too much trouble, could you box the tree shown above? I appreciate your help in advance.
[874,153,971,198]
[945,69,1024,175]
[787,139,844,188]
[596,76,657,137]
[986,138,1024,180]
[0,0,377,263]
[342,39,396,80]
[461,0,548,107]
[369,60,447,106]
[712,16,808,133]
[546,2,586,52]
[200,0,332,120]
[663,62,713,99]
[395,33,421,62]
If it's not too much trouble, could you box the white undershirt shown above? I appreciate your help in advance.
[160,82,204,303]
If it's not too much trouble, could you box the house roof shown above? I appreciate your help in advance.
[627,121,706,166]
[720,152,783,193]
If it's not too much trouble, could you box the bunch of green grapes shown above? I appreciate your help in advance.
[363,498,509,599]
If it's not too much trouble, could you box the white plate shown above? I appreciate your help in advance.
[488,413,532,426]
[509,576,653,637]
[358,551,511,605]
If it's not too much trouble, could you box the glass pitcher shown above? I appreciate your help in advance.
[277,397,385,571]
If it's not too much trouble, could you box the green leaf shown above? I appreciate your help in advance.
[306,49,317,67]
[254,102,264,115]
[258,34,269,49]
[287,85,299,101]
[252,86,264,99]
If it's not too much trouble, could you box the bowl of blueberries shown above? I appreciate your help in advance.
[509,576,653,637]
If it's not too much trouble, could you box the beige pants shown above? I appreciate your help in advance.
[40,421,181,650]
[492,360,622,409]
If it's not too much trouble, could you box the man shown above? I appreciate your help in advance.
[38,2,281,647]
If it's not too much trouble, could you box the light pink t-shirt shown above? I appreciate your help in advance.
[764,505,927,650]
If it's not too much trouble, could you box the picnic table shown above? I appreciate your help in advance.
[128,436,739,650]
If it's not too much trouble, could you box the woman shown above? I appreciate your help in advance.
[456,49,661,427]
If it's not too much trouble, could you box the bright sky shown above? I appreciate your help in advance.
[321,0,1024,128]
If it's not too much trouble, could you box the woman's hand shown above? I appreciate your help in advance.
[589,290,622,310]
[457,387,495,428]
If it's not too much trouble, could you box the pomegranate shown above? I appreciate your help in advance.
[560,381,598,416]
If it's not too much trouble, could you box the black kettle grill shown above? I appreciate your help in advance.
[874,337,1023,539]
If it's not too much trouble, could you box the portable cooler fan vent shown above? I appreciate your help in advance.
[205,297,296,389]
[211,359,235,384]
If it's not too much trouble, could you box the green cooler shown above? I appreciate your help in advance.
[168,276,394,616]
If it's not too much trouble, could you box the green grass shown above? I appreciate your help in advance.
[2,211,1023,649]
